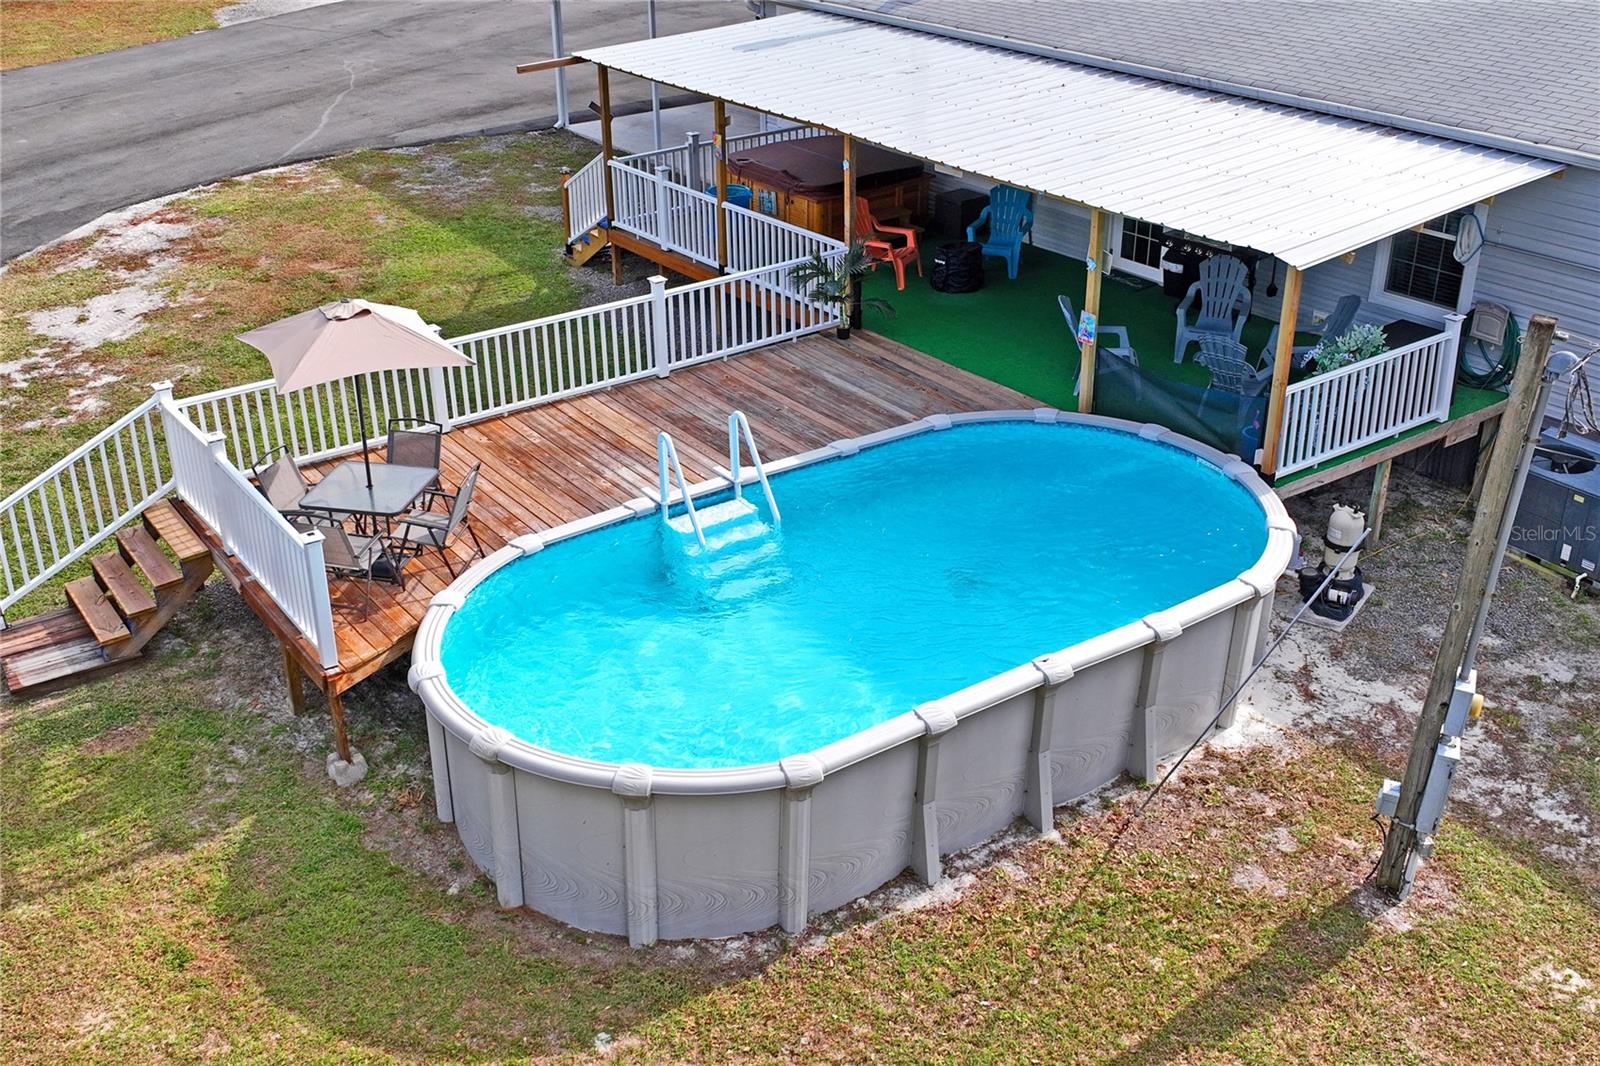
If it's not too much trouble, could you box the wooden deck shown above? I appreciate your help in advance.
[236,331,1034,702]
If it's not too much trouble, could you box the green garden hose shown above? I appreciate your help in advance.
[1458,307,1520,390]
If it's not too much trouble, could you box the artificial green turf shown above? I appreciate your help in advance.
[859,235,1292,410]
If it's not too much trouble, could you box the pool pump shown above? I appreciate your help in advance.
[1298,503,1369,624]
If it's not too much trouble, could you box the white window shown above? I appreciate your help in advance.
[1369,206,1485,320]
[1113,216,1166,282]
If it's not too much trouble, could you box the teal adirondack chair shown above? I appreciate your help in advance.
[966,185,1034,280]
[1173,254,1252,363]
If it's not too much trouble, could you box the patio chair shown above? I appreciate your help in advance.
[251,446,309,512]
[391,463,485,578]
[854,196,921,291]
[1259,293,1362,372]
[966,185,1033,280]
[1195,335,1270,414]
[282,509,394,615]
[1173,255,1252,363]
[386,417,443,488]
[1059,295,1140,398]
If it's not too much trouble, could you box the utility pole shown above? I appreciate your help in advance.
[549,1,568,128]
[1375,314,1560,897]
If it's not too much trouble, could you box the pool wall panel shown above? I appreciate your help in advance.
[409,410,1295,944]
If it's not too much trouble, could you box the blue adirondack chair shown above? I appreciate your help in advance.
[1260,293,1362,371]
[966,185,1034,280]
[1173,254,1252,363]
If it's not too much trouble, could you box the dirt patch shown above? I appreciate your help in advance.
[81,722,153,755]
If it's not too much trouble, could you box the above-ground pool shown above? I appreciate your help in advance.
[410,410,1295,944]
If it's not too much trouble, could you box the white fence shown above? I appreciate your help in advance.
[564,154,609,243]
[1275,315,1465,476]
[609,161,721,267]
[160,396,339,667]
[723,202,843,272]
[0,391,173,615]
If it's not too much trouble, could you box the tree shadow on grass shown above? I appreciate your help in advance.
[1109,890,1376,1065]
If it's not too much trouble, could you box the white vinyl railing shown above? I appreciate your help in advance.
[663,257,838,369]
[0,390,173,616]
[1275,315,1465,476]
[615,124,824,194]
[563,153,609,242]
[160,396,338,667]
[609,161,721,267]
[723,201,844,272]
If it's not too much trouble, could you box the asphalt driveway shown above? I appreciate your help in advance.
[0,0,746,259]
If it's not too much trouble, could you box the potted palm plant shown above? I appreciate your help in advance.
[788,242,894,340]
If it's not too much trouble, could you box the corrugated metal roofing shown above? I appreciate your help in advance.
[576,12,1562,270]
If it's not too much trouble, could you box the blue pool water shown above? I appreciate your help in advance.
[440,422,1268,769]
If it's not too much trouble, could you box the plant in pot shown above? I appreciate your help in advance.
[1308,322,1389,375]
[788,242,894,339]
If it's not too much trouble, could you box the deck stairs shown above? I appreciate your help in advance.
[565,224,611,268]
[1,499,214,694]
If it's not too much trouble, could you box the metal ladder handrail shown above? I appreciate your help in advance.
[657,431,708,548]
[728,410,781,524]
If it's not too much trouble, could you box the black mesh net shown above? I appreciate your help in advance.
[1093,357,1267,463]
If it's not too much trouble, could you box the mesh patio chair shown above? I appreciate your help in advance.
[1059,295,1140,398]
[251,446,310,512]
[1260,293,1362,372]
[391,463,485,578]
[283,509,394,616]
[386,417,443,488]
[1174,255,1252,363]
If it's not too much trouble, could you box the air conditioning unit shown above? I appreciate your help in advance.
[1510,429,1600,581]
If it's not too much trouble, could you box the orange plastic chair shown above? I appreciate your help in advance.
[854,196,922,291]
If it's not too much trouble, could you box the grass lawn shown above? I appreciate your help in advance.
[1,129,603,616]
[3,584,1597,1062]
[0,0,223,69]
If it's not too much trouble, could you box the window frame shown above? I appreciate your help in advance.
[1111,215,1166,283]
[1368,204,1487,322]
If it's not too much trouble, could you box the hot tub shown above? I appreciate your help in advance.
[409,410,1294,945]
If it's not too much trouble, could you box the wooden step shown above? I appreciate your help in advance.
[2,627,130,694]
[65,577,132,647]
[143,499,208,562]
[568,226,610,267]
[91,554,158,623]
[117,526,184,591]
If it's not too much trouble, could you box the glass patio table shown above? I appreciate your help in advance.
[299,460,439,581]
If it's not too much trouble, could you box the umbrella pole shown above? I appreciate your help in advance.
[356,373,374,488]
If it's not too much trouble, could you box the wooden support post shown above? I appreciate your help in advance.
[1367,458,1393,544]
[1469,415,1500,503]
[327,687,352,763]
[1259,265,1304,477]
[714,99,730,271]
[282,643,306,716]
[1376,315,1558,896]
[597,65,622,284]
[841,135,856,331]
[1077,207,1107,412]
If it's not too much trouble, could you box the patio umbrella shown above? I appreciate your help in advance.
[238,299,472,487]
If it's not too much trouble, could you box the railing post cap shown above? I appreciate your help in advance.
[1142,610,1184,644]
[149,380,175,396]
[611,762,654,798]
[780,753,826,791]
[1032,653,1076,686]
[469,725,513,763]
[914,700,960,736]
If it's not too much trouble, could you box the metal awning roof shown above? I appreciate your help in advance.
[577,12,1562,270]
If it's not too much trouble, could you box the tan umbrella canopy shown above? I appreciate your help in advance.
[238,299,472,485]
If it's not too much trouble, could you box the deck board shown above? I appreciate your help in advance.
[258,332,1035,688]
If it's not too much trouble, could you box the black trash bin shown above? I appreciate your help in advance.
[931,241,984,293]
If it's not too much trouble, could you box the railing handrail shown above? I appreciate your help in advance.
[728,410,781,523]
[1283,328,1450,394]
[657,431,707,548]
[0,392,161,511]
[721,199,848,249]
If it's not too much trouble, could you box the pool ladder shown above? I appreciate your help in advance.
[656,410,780,550]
